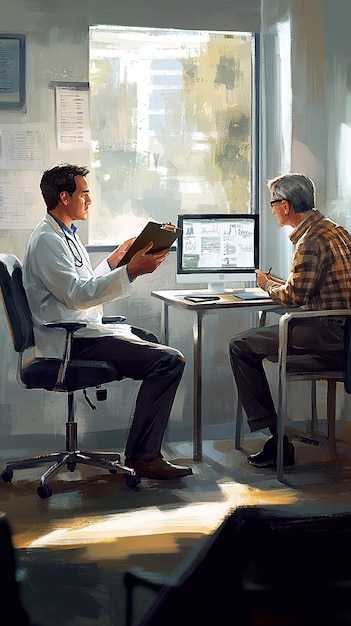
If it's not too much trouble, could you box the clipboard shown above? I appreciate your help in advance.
[117,221,182,267]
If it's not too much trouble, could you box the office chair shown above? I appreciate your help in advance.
[0,253,140,499]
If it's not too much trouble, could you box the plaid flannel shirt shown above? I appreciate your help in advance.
[266,209,351,310]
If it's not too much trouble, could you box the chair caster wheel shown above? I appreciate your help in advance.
[37,483,53,499]
[67,462,76,472]
[125,474,141,489]
[1,468,13,483]
[109,469,117,474]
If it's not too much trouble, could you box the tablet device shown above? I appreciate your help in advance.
[234,291,270,300]
[117,221,182,267]
[184,296,221,303]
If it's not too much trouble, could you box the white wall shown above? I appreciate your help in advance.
[0,0,261,451]
[260,0,351,428]
[1,0,350,452]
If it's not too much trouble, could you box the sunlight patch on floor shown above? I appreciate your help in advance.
[29,479,296,548]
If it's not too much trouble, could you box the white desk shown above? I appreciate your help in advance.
[152,289,278,461]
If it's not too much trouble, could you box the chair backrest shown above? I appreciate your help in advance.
[0,512,31,626]
[345,318,351,393]
[133,506,351,626]
[0,253,34,353]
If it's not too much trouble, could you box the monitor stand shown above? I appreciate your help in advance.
[177,279,256,296]
[206,282,226,294]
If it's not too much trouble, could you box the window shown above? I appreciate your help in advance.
[89,26,256,245]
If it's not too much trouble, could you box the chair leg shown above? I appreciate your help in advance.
[276,366,288,483]
[2,452,71,473]
[2,390,140,498]
[276,421,285,483]
[310,380,317,438]
[235,400,243,450]
[39,453,72,483]
[327,380,337,458]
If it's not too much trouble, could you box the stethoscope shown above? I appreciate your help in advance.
[64,233,84,267]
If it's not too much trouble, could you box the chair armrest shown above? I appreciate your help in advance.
[124,567,168,592]
[258,306,302,328]
[280,309,350,324]
[124,568,172,626]
[43,321,87,389]
[45,321,87,332]
[43,318,126,389]
[278,309,350,369]
[102,316,126,324]
[279,308,350,340]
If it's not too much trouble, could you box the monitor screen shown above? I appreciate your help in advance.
[176,213,259,292]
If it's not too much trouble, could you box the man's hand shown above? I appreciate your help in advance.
[256,269,269,290]
[256,268,285,290]
[127,242,168,280]
[107,237,136,269]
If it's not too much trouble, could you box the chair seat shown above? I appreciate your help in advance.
[21,357,121,391]
[286,352,345,374]
[266,351,344,371]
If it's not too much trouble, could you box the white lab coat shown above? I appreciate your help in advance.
[23,213,136,357]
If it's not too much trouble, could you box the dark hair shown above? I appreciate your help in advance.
[267,173,315,213]
[40,164,89,211]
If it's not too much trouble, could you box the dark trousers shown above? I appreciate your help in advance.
[71,327,185,461]
[229,320,344,433]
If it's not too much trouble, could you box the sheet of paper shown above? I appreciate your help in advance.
[0,124,47,169]
[56,87,90,149]
[0,181,42,229]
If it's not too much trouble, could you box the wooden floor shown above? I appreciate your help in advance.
[3,432,351,626]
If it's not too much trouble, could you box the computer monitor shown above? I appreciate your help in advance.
[176,213,259,292]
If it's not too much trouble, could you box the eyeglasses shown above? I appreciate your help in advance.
[270,198,287,208]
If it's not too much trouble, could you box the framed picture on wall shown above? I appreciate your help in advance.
[0,35,26,109]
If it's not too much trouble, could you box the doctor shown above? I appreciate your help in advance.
[23,163,192,481]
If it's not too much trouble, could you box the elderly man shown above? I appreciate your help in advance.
[229,173,351,468]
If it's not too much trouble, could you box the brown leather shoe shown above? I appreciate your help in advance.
[125,455,193,480]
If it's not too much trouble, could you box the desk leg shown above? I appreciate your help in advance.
[161,301,202,462]
[160,302,169,345]
[192,311,203,462]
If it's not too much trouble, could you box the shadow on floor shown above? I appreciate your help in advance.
[2,436,351,625]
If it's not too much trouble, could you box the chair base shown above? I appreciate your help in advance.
[1,449,140,498]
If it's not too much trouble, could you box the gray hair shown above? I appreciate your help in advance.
[267,173,315,213]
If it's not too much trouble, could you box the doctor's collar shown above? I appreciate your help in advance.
[52,215,77,237]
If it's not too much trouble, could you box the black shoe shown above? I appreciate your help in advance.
[247,435,295,468]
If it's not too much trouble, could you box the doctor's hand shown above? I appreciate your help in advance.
[107,237,137,269]
[127,242,168,280]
